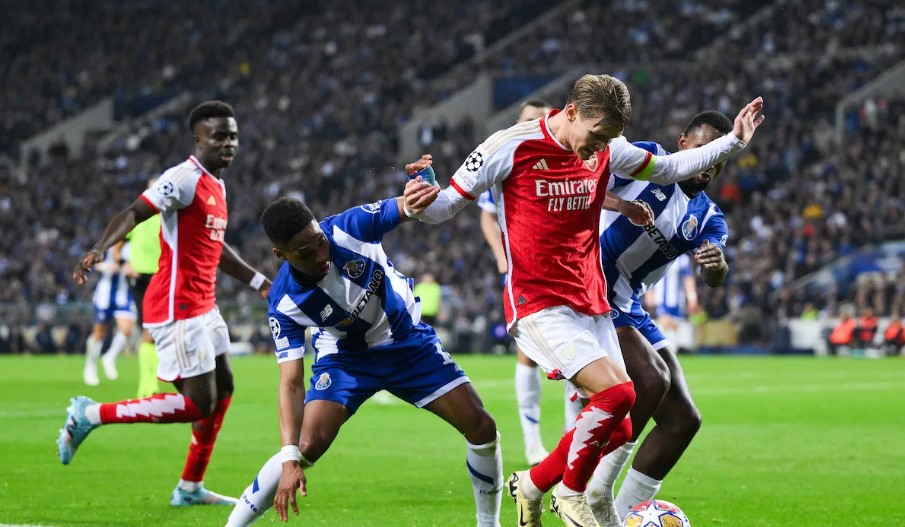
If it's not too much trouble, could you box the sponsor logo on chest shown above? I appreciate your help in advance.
[535,177,597,212]
[336,269,384,327]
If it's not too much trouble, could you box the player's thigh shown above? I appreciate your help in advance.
[424,382,496,441]
[616,325,670,391]
[515,347,537,366]
[299,399,349,462]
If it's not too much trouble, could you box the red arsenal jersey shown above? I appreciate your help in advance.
[139,156,228,326]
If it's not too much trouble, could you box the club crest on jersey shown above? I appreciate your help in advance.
[343,259,366,279]
[464,151,484,172]
[156,181,175,197]
[315,373,332,390]
[583,155,599,171]
[269,317,281,339]
[359,201,382,214]
[681,214,699,240]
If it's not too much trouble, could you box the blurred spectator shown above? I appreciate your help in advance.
[854,306,879,348]
[883,315,905,357]
[827,304,856,356]
[34,322,57,354]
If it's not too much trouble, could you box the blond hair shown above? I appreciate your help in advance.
[567,74,632,130]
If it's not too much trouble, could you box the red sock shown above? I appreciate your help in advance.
[99,393,205,424]
[562,381,634,492]
[529,382,634,493]
[180,395,231,483]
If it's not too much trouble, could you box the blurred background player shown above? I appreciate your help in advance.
[478,98,578,467]
[414,271,442,326]
[406,74,764,526]
[644,252,698,352]
[125,178,163,398]
[227,180,502,527]
[59,101,272,507]
[83,240,137,386]
[586,111,737,524]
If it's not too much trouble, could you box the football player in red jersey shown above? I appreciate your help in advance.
[61,101,273,507]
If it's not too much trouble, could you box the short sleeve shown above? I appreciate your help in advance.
[323,199,401,243]
[699,209,729,250]
[449,131,517,201]
[140,167,199,214]
[268,308,306,363]
[477,190,496,213]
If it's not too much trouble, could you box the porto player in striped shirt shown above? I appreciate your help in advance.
[404,74,764,526]
[61,101,272,507]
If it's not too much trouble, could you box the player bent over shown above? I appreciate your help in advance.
[225,180,502,526]
[61,101,272,507]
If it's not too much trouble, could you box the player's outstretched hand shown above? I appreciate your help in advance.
[733,97,765,144]
[695,240,725,270]
[404,153,432,176]
[404,177,440,216]
[72,250,103,284]
[260,278,272,299]
[274,462,307,522]
[620,199,655,226]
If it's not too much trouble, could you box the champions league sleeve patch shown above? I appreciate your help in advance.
[156,180,175,197]
[464,151,484,172]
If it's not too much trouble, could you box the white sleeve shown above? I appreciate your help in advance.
[140,167,199,214]
[415,187,471,224]
[418,129,518,223]
[609,134,745,185]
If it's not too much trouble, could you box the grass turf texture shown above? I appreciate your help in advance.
[0,354,903,526]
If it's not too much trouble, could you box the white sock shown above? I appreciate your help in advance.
[466,432,502,527]
[614,468,662,518]
[85,336,102,366]
[563,387,582,431]
[105,331,128,361]
[179,479,202,492]
[520,471,544,500]
[85,404,102,425]
[225,452,283,527]
[587,441,635,504]
[514,363,543,451]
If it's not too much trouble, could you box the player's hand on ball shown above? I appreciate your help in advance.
[695,240,725,269]
[274,462,307,522]
[403,177,440,215]
[72,249,103,284]
[404,153,432,176]
[733,96,765,144]
[620,199,655,226]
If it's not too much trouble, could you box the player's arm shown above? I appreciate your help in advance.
[406,134,514,224]
[219,243,272,298]
[611,97,764,185]
[602,191,654,226]
[73,198,156,284]
[479,210,508,274]
[274,357,308,521]
[695,240,728,287]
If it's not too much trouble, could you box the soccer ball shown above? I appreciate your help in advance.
[622,499,691,527]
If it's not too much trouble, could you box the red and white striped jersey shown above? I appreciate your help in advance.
[449,110,656,327]
[139,156,227,326]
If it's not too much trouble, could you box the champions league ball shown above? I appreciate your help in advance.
[623,499,691,527]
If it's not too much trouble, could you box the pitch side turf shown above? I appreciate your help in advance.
[0,354,902,526]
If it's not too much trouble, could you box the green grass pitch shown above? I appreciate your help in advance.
[0,354,903,526]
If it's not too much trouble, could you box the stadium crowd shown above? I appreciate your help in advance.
[2,0,903,353]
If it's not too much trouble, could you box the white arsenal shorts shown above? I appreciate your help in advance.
[511,305,625,385]
[149,307,231,382]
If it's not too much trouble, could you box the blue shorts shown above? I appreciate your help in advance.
[604,264,668,350]
[306,336,469,416]
[93,302,137,324]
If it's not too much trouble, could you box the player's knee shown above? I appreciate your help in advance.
[299,434,332,463]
